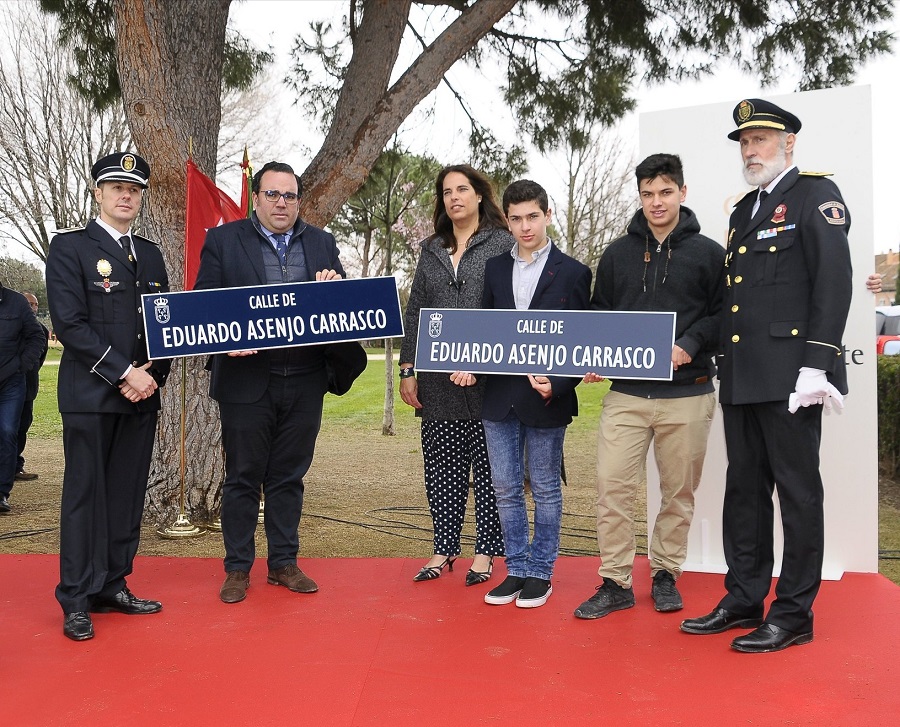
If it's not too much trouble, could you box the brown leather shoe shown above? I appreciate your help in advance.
[267,564,318,593]
[220,570,250,603]
[15,470,38,481]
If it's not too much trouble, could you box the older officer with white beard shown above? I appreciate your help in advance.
[680,99,852,653]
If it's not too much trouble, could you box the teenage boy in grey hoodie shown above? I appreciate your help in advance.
[574,153,725,620]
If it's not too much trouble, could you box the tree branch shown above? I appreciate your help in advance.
[303,0,518,225]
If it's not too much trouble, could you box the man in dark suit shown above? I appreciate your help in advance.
[14,291,49,482]
[454,179,591,609]
[46,152,171,641]
[0,285,46,514]
[194,160,345,604]
[680,99,852,653]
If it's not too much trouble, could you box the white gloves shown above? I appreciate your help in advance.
[788,367,844,414]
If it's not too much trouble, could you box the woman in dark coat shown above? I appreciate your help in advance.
[399,165,513,586]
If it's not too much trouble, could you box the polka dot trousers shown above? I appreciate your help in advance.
[421,419,504,557]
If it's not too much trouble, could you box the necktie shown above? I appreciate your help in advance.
[752,189,768,218]
[274,233,288,267]
[119,235,136,269]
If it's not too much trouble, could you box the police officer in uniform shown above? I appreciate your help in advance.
[46,152,171,641]
[680,99,852,653]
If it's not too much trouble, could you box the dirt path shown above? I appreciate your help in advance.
[0,419,621,565]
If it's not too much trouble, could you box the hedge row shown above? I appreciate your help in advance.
[878,355,900,475]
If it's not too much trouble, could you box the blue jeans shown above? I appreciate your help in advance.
[482,413,566,581]
[0,372,26,496]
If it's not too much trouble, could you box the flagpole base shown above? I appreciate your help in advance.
[157,513,207,539]
[205,517,222,533]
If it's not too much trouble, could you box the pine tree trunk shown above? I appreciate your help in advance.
[112,0,232,523]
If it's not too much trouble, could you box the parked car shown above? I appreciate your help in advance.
[876,306,900,354]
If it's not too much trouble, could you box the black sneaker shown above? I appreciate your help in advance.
[651,570,683,612]
[484,576,526,605]
[515,577,552,608]
[573,579,635,619]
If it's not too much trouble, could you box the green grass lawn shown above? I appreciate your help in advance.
[31,346,62,438]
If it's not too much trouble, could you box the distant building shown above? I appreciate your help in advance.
[875,251,898,306]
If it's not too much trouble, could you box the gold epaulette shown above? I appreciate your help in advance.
[53,226,86,234]
[799,171,834,177]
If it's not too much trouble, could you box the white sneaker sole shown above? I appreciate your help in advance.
[484,590,522,605]
[515,586,553,608]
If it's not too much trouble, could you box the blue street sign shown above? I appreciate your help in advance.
[414,308,676,379]
[142,276,403,359]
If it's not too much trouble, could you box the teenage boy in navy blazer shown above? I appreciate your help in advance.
[453,179,592,608]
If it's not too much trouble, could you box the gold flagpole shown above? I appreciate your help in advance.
[158,360,205,538]
[158,140,205,539]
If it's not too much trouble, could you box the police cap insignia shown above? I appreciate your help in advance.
[92,152,150,188]
[818,201,846,225]
[728,98,802,141]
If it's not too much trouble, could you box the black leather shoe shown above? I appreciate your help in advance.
[90,587,162,615]
[680,607,763,634]
[0,495,10,513]
[63,612,94,641]
[731,623,813,653]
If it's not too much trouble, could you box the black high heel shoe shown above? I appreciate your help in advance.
[465,556,494,587]
[413,556,457,582]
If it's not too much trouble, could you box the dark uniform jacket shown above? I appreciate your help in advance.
[399,227,515,421]
[24,322,49,401]
[718,168,852,405]
[0,285,46,385]
[480,244,592,428]
[45,220,171,413]
[194,217,344,405]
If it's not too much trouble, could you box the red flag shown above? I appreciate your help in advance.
[240,146,253,218]
[184,159,243,290]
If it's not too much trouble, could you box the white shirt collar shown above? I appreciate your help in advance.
[95,216,131,243]
[510,238,553,262]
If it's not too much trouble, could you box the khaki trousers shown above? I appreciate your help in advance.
[595,390,716,588]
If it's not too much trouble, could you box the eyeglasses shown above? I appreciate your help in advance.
[260,189,299,204]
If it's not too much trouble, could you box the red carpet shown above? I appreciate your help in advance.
[2,554,898,726]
